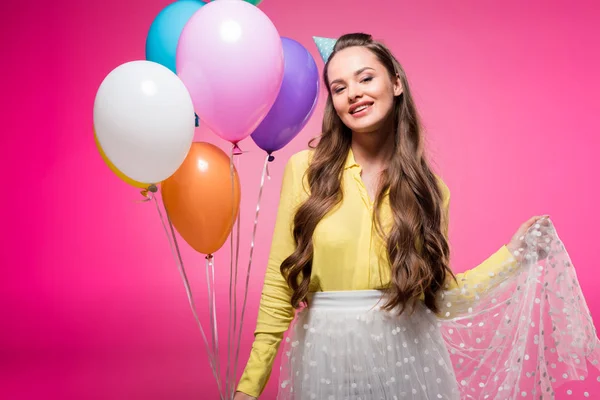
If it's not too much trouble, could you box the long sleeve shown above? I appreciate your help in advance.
[236,154,306,397]
[435,177,518,319]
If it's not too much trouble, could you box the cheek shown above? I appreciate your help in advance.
[332,98,347,118]
[374,87,395,110]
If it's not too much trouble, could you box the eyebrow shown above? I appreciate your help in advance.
[329,67,375,86]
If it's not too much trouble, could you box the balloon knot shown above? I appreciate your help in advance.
[268,154,275,162]
[232,144,243,156]
[138,185,157,202]
[138,188,154,202]
[205,254,214,260]
[194,113,199,127]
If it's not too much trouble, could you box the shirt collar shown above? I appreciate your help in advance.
[344,147,360,170]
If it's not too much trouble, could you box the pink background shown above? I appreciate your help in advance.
[2,0,599,398]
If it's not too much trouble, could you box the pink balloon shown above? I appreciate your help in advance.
[176,0,284,144]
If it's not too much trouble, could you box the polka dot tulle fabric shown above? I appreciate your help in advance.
[277,220,600,399]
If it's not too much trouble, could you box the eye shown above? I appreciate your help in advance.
[361,76,373,83]
[333,86,345,94]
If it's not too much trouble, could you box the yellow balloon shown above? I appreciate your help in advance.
[94,130,151,189]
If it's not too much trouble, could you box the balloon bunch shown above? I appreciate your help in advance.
[92,1,319,399]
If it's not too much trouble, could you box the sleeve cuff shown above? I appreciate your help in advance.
[236,343,279,398]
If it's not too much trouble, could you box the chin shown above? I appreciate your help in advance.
[346,119,384,134]
[342,111,388,133]
[350,126,378,134]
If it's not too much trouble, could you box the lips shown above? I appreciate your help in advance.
[349,101,374,114]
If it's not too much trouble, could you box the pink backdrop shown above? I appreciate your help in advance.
[2,0,599,398]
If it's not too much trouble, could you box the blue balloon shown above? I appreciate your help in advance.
[146,0,206,74]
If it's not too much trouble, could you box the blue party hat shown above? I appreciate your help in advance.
[313,36,337,62]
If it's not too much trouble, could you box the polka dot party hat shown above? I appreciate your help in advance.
[312,36,337,62]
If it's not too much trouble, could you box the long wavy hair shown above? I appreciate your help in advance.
[280,33,454,315]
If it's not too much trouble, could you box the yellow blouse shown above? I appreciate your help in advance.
[236,149,516,397]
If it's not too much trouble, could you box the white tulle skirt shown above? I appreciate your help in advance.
[277,220,600,399]
[277,290,460,400]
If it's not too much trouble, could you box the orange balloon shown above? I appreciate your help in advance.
[161,142,241,255]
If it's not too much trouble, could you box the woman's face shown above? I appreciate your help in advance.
[327,46,402,134]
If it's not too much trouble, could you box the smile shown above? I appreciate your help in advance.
[349,102,373,116]
[351,105,369,114]
[350,104,372,118]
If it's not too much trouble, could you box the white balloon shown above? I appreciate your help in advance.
[93,60,195,184]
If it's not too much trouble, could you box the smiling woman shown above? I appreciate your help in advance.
[233,32,600,400]
[328,55,402,134]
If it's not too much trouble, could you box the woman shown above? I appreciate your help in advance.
[234,33,599,399]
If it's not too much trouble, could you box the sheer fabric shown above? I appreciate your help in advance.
[277,220,600,399]
[278,291,460,399]
[439,219,600,399]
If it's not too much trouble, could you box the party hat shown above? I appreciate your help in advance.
[312,36,337,62]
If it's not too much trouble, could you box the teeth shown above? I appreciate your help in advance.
[352,105,369,114]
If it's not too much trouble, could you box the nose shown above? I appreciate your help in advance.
[347,82,362,102]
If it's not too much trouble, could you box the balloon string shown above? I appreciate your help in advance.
[211,256,219,373]
[152,196,225,400]
[225,147,243,399]
[266,156,272,180]
[225,146,236,398]
[162,203,225,400]
[206,254,220,387]
[230,155,243,400]
[233,153,272,396]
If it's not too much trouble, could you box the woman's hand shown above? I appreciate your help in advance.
[234,391,257,400]
[507,215,552,262]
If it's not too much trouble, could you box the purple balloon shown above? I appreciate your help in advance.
[251,37,320,154]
